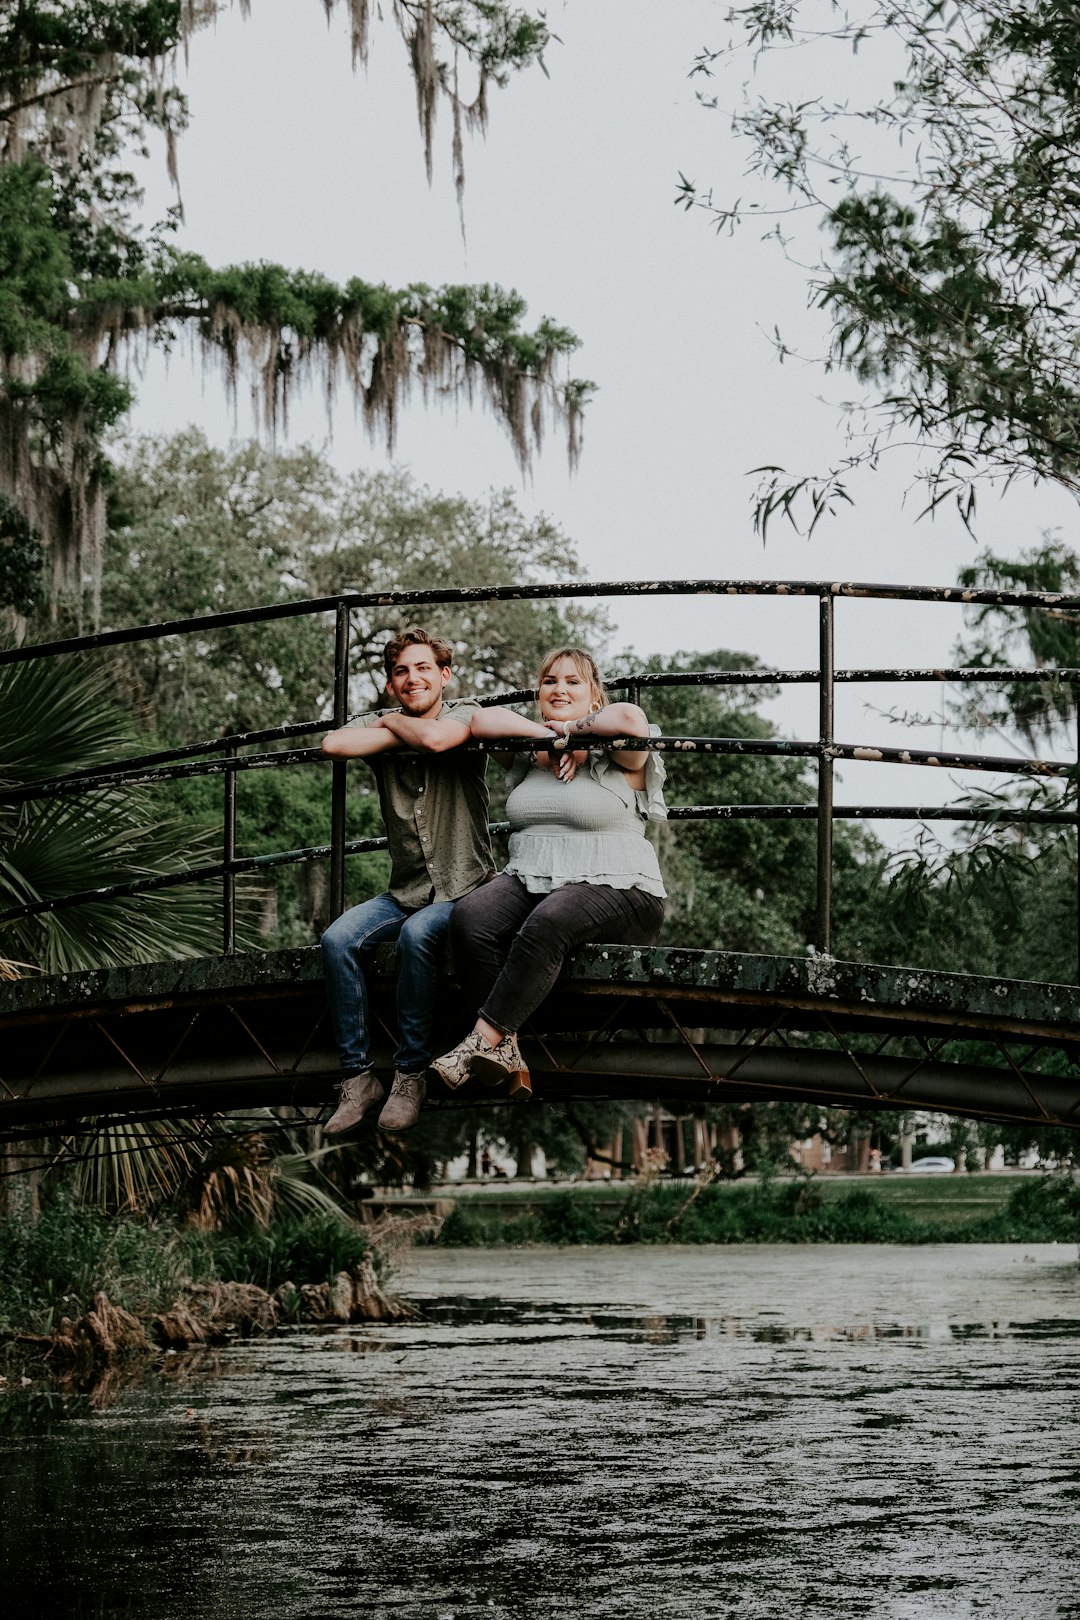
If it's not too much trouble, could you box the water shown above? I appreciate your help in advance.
[3,1244,1080,1619]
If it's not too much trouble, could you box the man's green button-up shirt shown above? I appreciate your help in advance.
[353,699,493,908]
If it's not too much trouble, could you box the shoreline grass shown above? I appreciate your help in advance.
[0,1202,382,1341]
[428,1174,1080,1247]
[2,1177,1076,1351]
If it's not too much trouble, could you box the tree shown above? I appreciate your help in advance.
[878,539,1080,988]
[952,541,1080,745]
[683,1,1080,533]
[0,1,589,621]
[621,648,891,959]
[54,429,609,942]
[87,429,611,740]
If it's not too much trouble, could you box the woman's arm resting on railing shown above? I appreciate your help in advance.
[470,705,562,772]
[470,706,558,741]
[556,702,651,774]
[321,722,402,759]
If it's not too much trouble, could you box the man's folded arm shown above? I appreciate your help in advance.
[374,711,472,752]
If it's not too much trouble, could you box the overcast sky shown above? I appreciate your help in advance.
[127,0,1077,812]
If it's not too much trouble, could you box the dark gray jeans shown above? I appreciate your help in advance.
[450,873,665,1035]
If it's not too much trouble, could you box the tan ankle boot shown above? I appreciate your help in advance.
[324,1070,385,1134]
[377,1070,426,1131]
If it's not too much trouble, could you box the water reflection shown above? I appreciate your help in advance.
[2,1244,1079,1619]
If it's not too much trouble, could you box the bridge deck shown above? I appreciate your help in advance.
[2,946,1079,1136]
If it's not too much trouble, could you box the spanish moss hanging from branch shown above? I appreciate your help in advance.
[0,1,580,627]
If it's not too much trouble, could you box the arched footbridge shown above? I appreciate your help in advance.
[3,576,1080,1141]
[1,943,1080,1138]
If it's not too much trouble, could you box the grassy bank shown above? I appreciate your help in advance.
[4,1178,1076,1347]
[0,1202,381,1341]
[430,1174,1080,1247]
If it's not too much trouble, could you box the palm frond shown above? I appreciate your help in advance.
[0,792,219,970]
[0,659,136,786]
[69,1119,202,1213]
[271,1153,358,1227]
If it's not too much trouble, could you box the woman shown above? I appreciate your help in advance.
[431,647,667,1097]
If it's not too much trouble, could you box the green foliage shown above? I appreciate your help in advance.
[432,1179,935,1245]
[621,649,891,959]
[827,537,1080,988]
[431,1173,1080,1246]
[0,1198,210,1335]
[86,431,610,739]
[32,432,609,947]
[953,543,1080,744]
[979,1173,1080,1241]
[628,650,815,951]
[436,1191,612,1246]
[689,1,1080,528]
[80,255,590,457]
[0,1200,377,1336]
[69,1118,199,1216]
[0,491,44,614]
[0,159,76,349]
[201,1213,375,1295]
[0,1,582,610]
[652,1180,921,1245]
[868,811,1077,983]
[0,656,218,970]
[419,1097,622,1186]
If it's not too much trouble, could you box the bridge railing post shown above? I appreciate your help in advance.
[222,743,236,955]
[329,601,351,922]
[815,591,835,956]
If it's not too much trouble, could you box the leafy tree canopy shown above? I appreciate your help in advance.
[0,1,590,619]
[950,541,1080,745]
[74,428,610,740]
[683,0,1080,534]
[625,648,892,959]
[47,431,609,941]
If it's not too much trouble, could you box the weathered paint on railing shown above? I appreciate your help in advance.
[2,577,1077,968]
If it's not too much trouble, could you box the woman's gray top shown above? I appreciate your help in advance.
[502,727,667,897]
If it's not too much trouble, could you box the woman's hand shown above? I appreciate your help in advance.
[532,728,564,772]
[554,748,589,783]
[533,738,587,779]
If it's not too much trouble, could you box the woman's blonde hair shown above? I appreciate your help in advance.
[536,647,608,712]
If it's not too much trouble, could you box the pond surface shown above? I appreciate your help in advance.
[3,1244,1080,1619]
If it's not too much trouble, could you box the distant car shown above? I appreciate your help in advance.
[906,1156,956,1174]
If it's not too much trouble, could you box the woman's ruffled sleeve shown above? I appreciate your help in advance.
[636,722,668,822]
[588,721,668,821]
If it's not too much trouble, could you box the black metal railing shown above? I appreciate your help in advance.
[2,579,1077,966]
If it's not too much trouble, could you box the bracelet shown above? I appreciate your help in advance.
[562,719,575,738]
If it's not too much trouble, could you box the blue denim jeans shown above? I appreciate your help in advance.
[320,893,455,1076]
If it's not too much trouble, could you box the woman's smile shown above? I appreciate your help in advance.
[539,659,592,723]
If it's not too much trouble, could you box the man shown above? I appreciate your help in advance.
[319,627,492,1132]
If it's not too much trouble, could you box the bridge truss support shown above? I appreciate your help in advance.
[1,946,1079,1143]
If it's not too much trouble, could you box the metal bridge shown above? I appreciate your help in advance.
[3,577,1080,1140]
